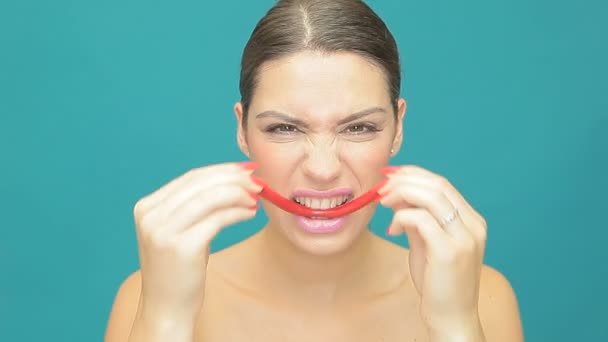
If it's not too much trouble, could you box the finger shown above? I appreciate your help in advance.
[384,165,485,226]
[380,180,471,242]
[136,162,257,215]
[387,208,451,255]
[385,167,487,243]
[387,208,426,252]
[162,169,261,217]
[159,184,258,236]
[178,206,258,255]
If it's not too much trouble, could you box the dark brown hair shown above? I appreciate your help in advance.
[239,0,401,127]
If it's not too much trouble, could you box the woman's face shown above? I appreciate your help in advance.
[235,51,406,255]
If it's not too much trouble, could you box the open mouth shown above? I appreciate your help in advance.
[292,195,354,209]
[251,174,387,219]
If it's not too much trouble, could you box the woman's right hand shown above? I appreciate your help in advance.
[131,161,261,325]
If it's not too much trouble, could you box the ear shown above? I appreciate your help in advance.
[390,98,407,157]
[234,102,250,157]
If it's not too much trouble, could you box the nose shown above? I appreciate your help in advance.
[301,142,341,184]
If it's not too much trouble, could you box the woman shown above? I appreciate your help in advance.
[105,0,523,341]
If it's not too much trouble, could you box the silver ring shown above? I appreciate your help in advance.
[440,208,460,227]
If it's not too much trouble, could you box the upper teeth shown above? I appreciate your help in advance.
[294,196,350,209]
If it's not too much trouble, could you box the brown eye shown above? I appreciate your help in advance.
[345,123,379,134]
[349,124,366,132]
[266,123,299,134]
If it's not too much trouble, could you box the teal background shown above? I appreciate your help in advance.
[1,0,606,340]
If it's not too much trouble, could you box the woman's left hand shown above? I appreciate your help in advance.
[378,165,488,339]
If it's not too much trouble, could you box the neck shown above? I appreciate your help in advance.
[252,221,380,308]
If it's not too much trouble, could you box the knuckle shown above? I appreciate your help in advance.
[137,213,155,232]
[471,216,488,243]
[133,197,148,218]
[459,237,477,254]
[185,167,199,178]
[188,165,212,178]
[478,215,488,229]
[476,227,488,244]
[435,175,450,188]
[137,207,166,235]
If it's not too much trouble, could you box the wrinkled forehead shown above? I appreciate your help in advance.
[250,51,392,121]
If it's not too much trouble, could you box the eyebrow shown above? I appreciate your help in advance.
[255,106,387,127]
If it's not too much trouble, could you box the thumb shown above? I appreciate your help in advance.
[387,209,425,252]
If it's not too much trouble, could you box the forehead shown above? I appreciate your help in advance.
[251,51,391,117]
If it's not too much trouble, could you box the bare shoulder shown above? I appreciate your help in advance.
[104,270,142,342]
[478,265,524,341]
[102,238,256,341]
[203,236,262,303]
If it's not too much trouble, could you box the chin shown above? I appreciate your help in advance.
[270,207,375,257]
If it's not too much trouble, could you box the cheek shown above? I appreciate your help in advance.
[340,140,391,184]
[340,140,391,164]
[249,138,300,175]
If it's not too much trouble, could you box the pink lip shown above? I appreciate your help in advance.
[251,175,387,218]
[291,187,353,198]
[290,187,352,234]
[295,216,348,234]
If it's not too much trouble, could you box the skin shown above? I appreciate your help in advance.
[104,51,524,341]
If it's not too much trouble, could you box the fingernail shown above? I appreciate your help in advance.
[250,175,266,188]
[385,227,392,236]
[239,161,259,170]
[376,178,390,196]
[380,166,400,174]
[249,204,259,210]
[248,191,259,201]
